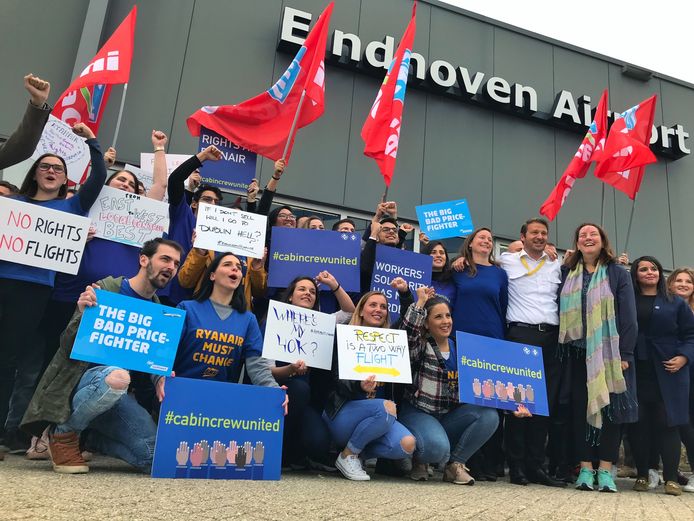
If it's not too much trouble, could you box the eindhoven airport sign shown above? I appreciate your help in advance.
[279,7,690,159]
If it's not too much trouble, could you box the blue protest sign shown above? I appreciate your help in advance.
[415,198,474,240]
[152,377,285,480]
[71,290,185,376]
[456,331,549,416]
[370,245,432,322]
[198,127,257,192]
[268,227,361,292]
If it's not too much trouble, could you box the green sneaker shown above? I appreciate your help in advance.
[597,468,617,493]
[576,467,595,491]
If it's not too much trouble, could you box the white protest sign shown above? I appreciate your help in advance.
[139,153,190,203]
[0,197,90,274]
[194,203,266,258]
[33,115,90,183]
[262,300,336,370]
[88,185,169,247]
[336,324,412,384]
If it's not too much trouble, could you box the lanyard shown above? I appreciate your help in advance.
[520,256,546,277]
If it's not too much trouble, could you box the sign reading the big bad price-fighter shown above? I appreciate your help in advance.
[415,198,474,241]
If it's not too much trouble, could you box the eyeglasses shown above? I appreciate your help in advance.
[277,213,296,220]
[199,196,220,204]
[381,226,398,234]
[38,163,65,174]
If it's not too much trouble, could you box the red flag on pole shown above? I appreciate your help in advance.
[539,90,608,221]
[361,3,417,187]
[187,3,334,162]
[52,6,137,134]
[592,95,657,199]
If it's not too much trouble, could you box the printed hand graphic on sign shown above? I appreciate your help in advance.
[243,441,253,464]
[199,440,210,464]
[175,441,189,465]
[190,443,204,467]
[236,446,247,467]
[212,441,226,466]
[227,441,238,465]
[253,442,265,464]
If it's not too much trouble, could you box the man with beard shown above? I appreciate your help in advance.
[21,238,182,474]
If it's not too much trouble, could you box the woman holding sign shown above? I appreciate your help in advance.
[323,291,416,481]
[0,123,107,454]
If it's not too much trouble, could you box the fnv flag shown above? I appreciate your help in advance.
[187,3,334,162]
[593,95,657,199]
[540,90,608,221]
[52,5,137,134]
[361,2,417,187]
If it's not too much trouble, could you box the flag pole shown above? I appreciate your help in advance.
[112,83,129,149]
[622,194,638,254]
[600,183,606,226]
[281,90,307,160]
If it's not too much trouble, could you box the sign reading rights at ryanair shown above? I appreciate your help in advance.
[71,290,185,376]
[152,377,284,480]
[268,228,360,292]
[415,199,474,240]
[198,127,257,192]
[456,331,549,416]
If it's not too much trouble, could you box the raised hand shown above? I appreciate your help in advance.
[390,277,408,294]
[151,129,168,149]
[226,441,238,464]
[418,232,430,247]
[175,441,190,466]
[247,178,259,202]
[197,145,222,163]
[104,147,117,168]
[190,443,204,467]
[212,441,227,466]
[72,122,96,140]
[24,73,50,106]
[253,442,265,464]
[400,223,414,234]
[315,270,338,290]
[274,159,286,178]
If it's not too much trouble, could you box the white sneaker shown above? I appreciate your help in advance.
[684,475,694,493]
[648,468,661,490]
[335,453,370,481]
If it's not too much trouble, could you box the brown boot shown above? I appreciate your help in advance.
[443,462,475,485]
[48,431,89,474]
[410,462,429,481]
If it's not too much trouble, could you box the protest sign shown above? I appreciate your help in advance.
[198,127,257,192]
[88,185,169,247]
[124,163,159,195]
[370,245,432,322]
[0,197,89,275]
[262,300,336,370]
[268,228,360,292]
[32,115,91,184]
[456,331,549,416]
[71,290,185,376]
[194,203,266,259]
[415,198,474,241]
[336,324,412,384]
[152,377,284,480]
[139,153,189,202]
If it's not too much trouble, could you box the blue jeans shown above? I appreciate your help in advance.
[398,401,499,464]
[323,399,413,459]
[54,366,156,472]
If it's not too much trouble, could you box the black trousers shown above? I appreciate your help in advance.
[504,325,562,471]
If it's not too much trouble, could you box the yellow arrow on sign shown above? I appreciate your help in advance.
[353,365,400,377]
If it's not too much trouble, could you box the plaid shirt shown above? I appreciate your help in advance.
[401,303,458,415]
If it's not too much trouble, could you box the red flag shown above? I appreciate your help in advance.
[540,90,608,221]
[52,6,137,133]
[187,3,334,162]
[593,95,657,199]
[361,3,417,187]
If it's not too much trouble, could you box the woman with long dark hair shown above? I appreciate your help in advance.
[422,241,456,308]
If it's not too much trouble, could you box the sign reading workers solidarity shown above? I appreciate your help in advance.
[262,300,336,370]
[370,245,432,322]
[0,197,90,275]
[152,377,284,480]
[71,290,185,376]
[415,198,474,241]
[336,324,412,384]
[268,228,361,292]
[194,203,266,259]
[88,185,169,247]
[198,127,257,192]
[33,115,91,184]
[456,331,549,416]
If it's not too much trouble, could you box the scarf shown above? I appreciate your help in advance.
[559,262,626,429]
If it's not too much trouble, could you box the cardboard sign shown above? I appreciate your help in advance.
[456,331,549,416]
[370,245,432,322]
[336,324,412,384]
[140,152,190,177]
[194,203,266,258]
[32,115,91,184]
[0,197,90,275]
[416,198,474,240]
[198,127,257,192]
[71,290,186,376]
[152,377,285,480]
[88,185,169,247]
[262,300,336,370]
[268,228,361,292]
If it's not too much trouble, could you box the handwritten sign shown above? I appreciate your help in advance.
[457,331,549,416]
[0,197,89,274]
[153,377,284,480]
[416,198,474,241]
[71,290,186,376]
[198,127,257,192]
[336,324,412,384]
[88,185,169,247]
[140,153,190,177]
[262,300,336,370]
[32,115,91,184]
[194,203,266,258]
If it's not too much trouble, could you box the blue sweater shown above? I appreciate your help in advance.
[452,265,508,339]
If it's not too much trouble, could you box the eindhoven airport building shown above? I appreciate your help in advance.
[1,0,692,269]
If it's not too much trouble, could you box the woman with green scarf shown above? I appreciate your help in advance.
[558,223,638,493]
